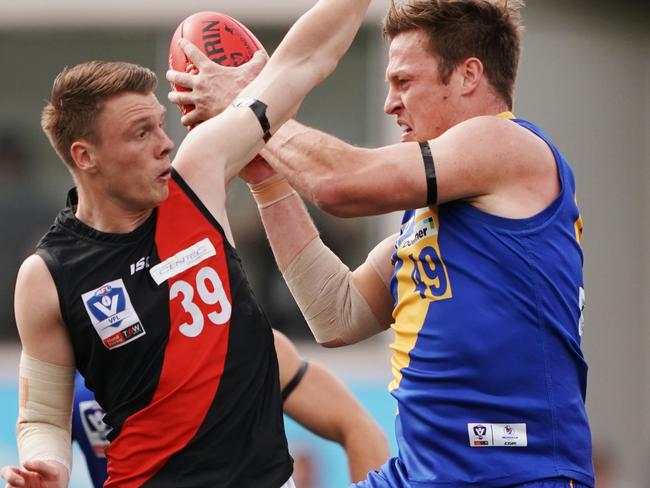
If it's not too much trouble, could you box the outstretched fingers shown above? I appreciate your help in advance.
[181,105,207,128]
[177,38,214,72]
[2,466,27,487]
[166,43,270,128]
[167,69,196,91]
[1,460,64,488]
[21,461,59,481]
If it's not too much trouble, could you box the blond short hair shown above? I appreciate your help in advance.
[41,61,157,167]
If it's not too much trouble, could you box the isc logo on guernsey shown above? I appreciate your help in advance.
[130,256,150,275]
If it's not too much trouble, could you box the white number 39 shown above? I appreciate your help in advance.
[169,266,232,338]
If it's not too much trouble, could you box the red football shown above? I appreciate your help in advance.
[169,11,264,116]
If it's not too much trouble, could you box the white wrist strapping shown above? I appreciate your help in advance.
[17,352,75,474]
[282,237,385,345]
[249,174,297,209]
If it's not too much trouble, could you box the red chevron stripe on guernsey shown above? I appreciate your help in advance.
[104,180,232,487]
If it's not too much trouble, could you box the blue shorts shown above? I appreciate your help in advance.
[507,479,589,488]
[353,474,591,488]
[352,457,593,488]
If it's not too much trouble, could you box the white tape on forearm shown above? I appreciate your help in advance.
[17,353,74,474]
[249,174,297,209]
[282,237,384,345]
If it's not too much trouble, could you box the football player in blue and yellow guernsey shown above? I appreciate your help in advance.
[167,0,593,487]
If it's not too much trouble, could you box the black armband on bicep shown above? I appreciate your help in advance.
[419,141,437,205]
[232,97,272,142]
[281,360,309,402]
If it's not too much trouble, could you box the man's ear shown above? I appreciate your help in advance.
[459,57,483,96]
[70,140,99,174]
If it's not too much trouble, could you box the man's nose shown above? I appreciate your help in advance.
[384,87,402,115]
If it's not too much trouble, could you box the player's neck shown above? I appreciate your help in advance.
[457,86,510,122]
[74,186,153,234]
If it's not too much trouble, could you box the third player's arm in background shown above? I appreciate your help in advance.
[274,330,390,481]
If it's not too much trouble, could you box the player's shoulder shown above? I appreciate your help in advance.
[15,254,65,341]
[451,115,531,145]
[16,254,52,289]
[15,254,59,315]
[447,115,551,171]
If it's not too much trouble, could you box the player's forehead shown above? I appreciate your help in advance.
[385,30,437,79]
[101,91,165,123]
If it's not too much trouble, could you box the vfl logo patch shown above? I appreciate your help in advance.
[79,400,109,457]
[467,423,527,447]
[473,425,487,438]
[471,424,490,446]
[81,279,145,350]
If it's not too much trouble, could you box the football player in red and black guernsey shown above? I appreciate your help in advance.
[70,330,390,487]
[1,0,371,487]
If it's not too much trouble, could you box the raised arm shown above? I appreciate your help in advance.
[259,120,426,217]
[1,255,75,488]
[243,161,394,347]
[168,35,557,221]
[273,330,390,481]
[261,115,559,218]
[172,0,371,223]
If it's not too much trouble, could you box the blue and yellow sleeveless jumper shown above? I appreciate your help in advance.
[360,114,593,487]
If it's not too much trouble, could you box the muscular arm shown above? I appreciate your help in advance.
[261,120,427,217]
[168,45,558,221]
[262,116,559,218]
[172,0,370,232]
[15,256,74,365]
[252,183,394,346]
[274,330,390,482]
[1,255,75,488]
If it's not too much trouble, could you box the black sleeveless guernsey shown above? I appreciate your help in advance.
[36,170,292,487]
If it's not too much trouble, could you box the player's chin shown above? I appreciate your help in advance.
[151,181,170,205]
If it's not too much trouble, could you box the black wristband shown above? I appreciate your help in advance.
[281,360,309,402]
[419,141,437,205]
[232,97,272,142]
